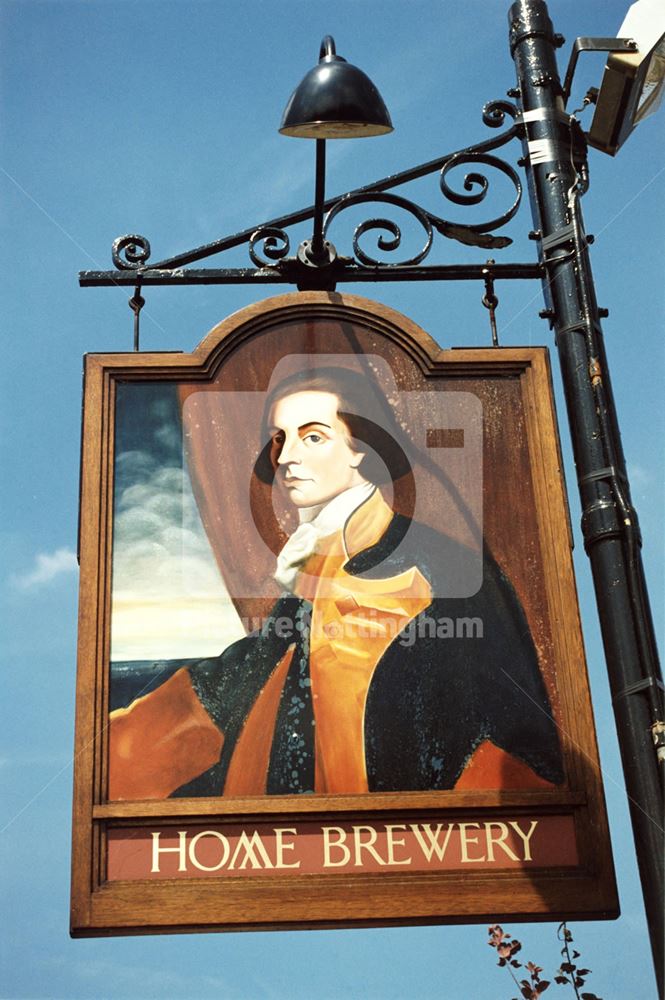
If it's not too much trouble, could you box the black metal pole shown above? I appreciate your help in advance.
[310,138,327,258]
[508,3,664,994]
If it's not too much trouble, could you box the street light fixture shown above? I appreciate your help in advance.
[279,36,393,262]
[589,0,665,154]
[279,34,393,139]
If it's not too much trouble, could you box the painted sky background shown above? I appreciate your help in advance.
[110,382,245,661]
[1,1,663,998]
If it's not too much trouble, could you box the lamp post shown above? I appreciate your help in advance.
[508,4,663,992]
[79,4,664,991]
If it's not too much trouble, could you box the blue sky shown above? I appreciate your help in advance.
[1,1,663,998]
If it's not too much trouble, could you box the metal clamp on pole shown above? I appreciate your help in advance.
[613,676,665,704]
[540,222,577,255]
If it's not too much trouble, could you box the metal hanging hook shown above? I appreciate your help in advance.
[482,260,499,347]
[128,284,145,351]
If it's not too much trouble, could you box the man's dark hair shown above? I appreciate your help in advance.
[254,366,412,486]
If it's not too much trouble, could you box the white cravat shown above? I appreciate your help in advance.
[274,481,375,592]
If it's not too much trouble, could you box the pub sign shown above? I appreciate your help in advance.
[71,292,617,935]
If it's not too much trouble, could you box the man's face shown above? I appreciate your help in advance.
[268,390,366,508]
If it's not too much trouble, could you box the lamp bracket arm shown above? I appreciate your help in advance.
[562,36,638,104]
[84,103,523,283]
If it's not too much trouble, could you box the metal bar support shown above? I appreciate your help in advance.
[79,124,519,281]
[311,139,327,258]
[78,262,543,288]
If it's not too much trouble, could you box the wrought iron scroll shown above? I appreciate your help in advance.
[438,152,522,231]
[81,99,535,285]
[324,192,433,267]
[248,228,291,268]
[112,235,152,270]
[481,98,520,129]
[318,150,523,267]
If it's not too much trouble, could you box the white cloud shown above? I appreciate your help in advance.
[111,451,243,660]
[115,447,157,481]
[12,547,78,590]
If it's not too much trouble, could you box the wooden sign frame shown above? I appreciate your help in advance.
[71,291,617,936]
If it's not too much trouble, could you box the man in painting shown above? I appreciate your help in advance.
[109,367,563,799]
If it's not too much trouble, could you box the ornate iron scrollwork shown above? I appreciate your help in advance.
[323,192,433,267]
[84,97,534,286]
[112,235,151,270]
[438,152,522,232]
[320,101,522,266]
[248,227,291,268]
[481,99,520,129]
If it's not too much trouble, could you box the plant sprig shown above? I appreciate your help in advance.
[488,923,601,1000]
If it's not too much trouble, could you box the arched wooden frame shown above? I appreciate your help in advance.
[71,292,617,936]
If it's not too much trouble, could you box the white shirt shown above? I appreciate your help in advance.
[274,481,375,592]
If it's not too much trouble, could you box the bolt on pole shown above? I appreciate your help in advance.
[508,1,664,994]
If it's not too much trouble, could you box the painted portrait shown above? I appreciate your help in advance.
[106,301,564,801]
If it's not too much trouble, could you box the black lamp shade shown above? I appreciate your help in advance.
[280,36,393,138]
